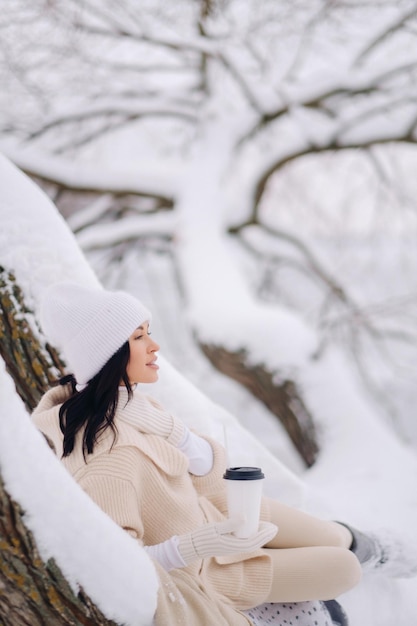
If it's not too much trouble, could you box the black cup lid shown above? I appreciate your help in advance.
[223,466,264,480]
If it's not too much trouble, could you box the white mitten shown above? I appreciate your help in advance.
[177,518,278,565]
[117,388,185,446]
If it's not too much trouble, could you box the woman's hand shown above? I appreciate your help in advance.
[177,518,278,565]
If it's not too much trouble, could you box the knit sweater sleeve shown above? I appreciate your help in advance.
[80,472,145,541]
[75,446,145,541]
[80,470,187,570]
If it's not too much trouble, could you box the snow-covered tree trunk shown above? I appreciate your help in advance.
[0,267,65,412]
[171,106,320,465]
[200,342,318,466]
[0,155,162,626]
[0,272,117,625]
[0,477,118,626]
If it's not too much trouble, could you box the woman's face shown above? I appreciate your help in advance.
[126,321,160,384]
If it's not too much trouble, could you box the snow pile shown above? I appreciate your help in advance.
[0,152,99,301]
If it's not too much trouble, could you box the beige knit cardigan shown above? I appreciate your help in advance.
[32,385,273,625]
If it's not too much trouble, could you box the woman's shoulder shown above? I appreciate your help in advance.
[74,440,143,481]
[32,384,72,416]
[112,421,190,477]
[31,384,71,453]
[73,427,185,486]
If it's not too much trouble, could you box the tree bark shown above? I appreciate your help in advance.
[0,266,66,412]
[0,477,118,626]
[200,343,319,467]
[0,268,119,625]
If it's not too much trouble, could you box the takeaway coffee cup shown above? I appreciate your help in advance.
[223,467,265,538]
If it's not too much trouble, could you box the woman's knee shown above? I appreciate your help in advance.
[265,546,362,603]
[323,521,354,549]
[326,548,362,597]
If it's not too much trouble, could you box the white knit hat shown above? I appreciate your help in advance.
[40,282,152,385]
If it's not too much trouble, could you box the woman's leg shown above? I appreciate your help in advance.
[264,497,353,549]
[264,545,362,602]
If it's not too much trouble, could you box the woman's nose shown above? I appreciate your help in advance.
[149,339,160,352]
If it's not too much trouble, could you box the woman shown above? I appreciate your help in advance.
[32,283,395,626]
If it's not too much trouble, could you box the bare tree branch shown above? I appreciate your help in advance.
[218,50,265,113]
[245,130,416,223]
[67,0,143,35]
[284,0,335,81]
[354,3,417,65]
[27,101,198,142]
[238,57,417,147]
[229,221,365,325]
[335,95,417,143]
[199,342,319,467]
[64,13,219,55]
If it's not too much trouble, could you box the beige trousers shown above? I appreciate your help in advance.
[263,498,362,602]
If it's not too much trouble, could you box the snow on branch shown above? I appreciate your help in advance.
[67,0,145,38]
[2,145,180,200]
[218,49,276,114]
[243,112,417,220]
[239,57,417,145]
[334,94,417,144]
[229,222,365,330]
[26,99,198,143]
[65,0,220,57]
[354,3,417,65]
[283,1,333,82]
[76,56,198,75]
[76,212,177,250]
[74,22,218,54]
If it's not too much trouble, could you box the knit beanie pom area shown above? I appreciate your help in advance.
[40,282,152,385]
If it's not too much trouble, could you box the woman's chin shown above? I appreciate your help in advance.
[147,371,159,383]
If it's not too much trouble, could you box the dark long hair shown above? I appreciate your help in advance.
[59,341,133,458]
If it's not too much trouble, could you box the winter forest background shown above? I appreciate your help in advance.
[1,1,417,625]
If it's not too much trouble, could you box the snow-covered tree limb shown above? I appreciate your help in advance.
[1,145,178,201]
[76,212,176,251]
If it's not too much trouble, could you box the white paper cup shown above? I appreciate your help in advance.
[223,466,265,538]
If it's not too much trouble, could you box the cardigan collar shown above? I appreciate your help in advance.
[32,386,189,478]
